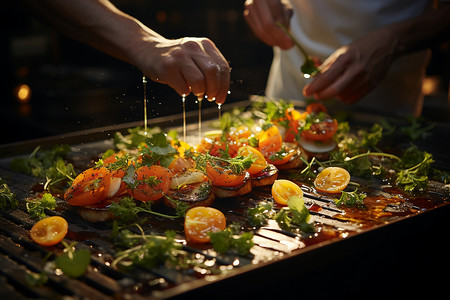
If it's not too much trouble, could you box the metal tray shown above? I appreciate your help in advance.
[0,100,449,299]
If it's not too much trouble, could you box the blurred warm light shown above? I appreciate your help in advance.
[15,84,31,103]
[156,11,167,23]
[422,77,439,95]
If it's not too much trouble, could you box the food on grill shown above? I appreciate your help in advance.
[271,179,304,205]
[184,206,226,243]
[206,162,252,198]
[30,216,68,246]
[314,167,351,193]
[165,180,216,209]
[128,165,173,202]
[64,167,113,206]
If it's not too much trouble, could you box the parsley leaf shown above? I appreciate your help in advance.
[26,193,57,219]
[140,132,177,167]
[55,241,91,278]
[334,189,366,208]
[209,224,254,256]
[274,196,315,233]
[0,178,18,210]
[247,201,275,227]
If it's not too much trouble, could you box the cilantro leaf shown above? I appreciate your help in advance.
[55,242,91,278]
[26,193,57,219]
[334,189,366,208]
[0,178,18,210]
[209,224,254,256]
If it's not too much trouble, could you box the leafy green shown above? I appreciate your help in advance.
[274,196,315,233]
[55,241,91,278]
[140,132,177,167]
[112,229,184,270]
[247,201,275,227]
[10,145,76,190]
[26,193,57,219]
[395,151,434,193]
[334,189,366,208]
[109,196,181,224]
[25,270,48,287]
[208,223,254,256]
[113,126,160,150]
[0,178,18,210]
[189,151,255,175]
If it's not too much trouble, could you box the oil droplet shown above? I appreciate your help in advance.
[198,97,203,142]
[182,95,187,142]
[142,76,148,135]
[218,103,222,120]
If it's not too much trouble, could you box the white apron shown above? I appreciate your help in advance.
[266,0,431,117]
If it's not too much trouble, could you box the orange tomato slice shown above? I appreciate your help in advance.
[129,165,173,202]
[184,206,226,243]
[314,167,350,193]
[266,148,296,166]
[302,119,338,142]
[30,216,68,246]
[64,167,111,206]
[258,125,283,158]
[206,162,246,187]
[271,179,303,205]
[237,146,267,175]
[168,156,196,174]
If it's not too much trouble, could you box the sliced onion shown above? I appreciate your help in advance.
[299,137,337,153]
[106,177,122,198]
[170,171,205,189]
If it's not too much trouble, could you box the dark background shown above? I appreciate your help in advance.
[1,0,449,145]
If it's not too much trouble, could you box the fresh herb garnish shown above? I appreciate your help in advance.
[248,201,276,227]
[109,196,181,224]
[334,189,366,208]
[26,193,57,219]
[140,132,177,168]
[274,196,315,233]
[112,227,184,270]
[188,151,255,175]
[10,145,76,190]
[55,241,91,278]
[208,223,254,256]
[0,178,18,210]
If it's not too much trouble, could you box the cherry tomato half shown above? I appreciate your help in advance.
[129,165,172,202]
[64,167,111,206]
[30,216,68,246]
[237,146,267,175]
[258,125,282,158]
[302,119,338,141]
[271,179,304,205]
[184,206,226,243]
[206,162,246,187]
[306,102,328,114]
[314,167,350,193]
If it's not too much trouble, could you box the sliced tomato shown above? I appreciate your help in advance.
[30,216,68,246]
[237,146,267,175]
[302,119,338,141]
[64,167,111,206]
[271,179,304,205]
[206,162,246,187]
[129,165,172,202]
[314,167,350,193]
[168,156,196,175]
[184,206,226,243]
[258,125,283,158]
[306,102,327,114]
[266,148,296,166]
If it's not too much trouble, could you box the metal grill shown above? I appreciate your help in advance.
[0,103,449,299]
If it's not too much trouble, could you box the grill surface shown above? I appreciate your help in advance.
[0,102,449,299]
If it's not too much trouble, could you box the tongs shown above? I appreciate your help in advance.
[277,22,319,77]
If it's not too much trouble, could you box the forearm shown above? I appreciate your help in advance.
[24,0,159,68]
[391,3,450,58]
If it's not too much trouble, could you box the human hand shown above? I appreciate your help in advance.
[243,0,294,49]
[138,36,230,104]
[303,27,397,103]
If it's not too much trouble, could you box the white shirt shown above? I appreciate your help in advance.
[266,0,431,117]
